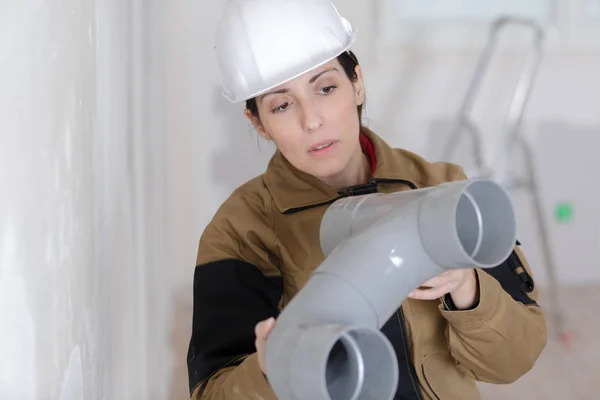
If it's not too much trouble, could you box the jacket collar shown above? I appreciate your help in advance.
[263,127,420,214]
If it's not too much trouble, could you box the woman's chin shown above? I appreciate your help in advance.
[306,164,347,184]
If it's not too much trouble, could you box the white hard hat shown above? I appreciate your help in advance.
[214,0,357,103]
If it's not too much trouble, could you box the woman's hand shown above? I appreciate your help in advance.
[255,317,276,374]
[407,268,479,310]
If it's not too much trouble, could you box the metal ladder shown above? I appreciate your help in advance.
[439,16,567,342]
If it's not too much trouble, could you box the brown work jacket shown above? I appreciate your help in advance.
[187,127,547,400]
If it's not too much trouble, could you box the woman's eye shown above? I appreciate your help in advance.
[273,102,290,113]
[320,85,336,95]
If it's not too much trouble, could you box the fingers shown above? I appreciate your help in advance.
[408,282,455,300]
[255,317,276,375]
[419,275,449,288]
[255,317,276,340]
[413,269,469,299]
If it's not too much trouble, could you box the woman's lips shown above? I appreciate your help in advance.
[308,140,338,156]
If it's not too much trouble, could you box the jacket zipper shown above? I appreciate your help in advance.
[370,177,419,190]
[337,177,419,197]
[396,308,423,400]
[282,197,343,214]
[284,178,419,214]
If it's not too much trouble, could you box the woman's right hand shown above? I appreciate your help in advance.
[255,317,276,374]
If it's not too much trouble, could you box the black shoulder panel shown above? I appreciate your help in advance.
[187,259,283,394]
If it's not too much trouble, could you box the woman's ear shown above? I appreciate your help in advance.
[244,108,271,140]
[353,65,365,106]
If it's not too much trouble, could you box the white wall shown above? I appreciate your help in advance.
[0,1,169,399]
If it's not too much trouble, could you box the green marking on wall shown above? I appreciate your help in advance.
[555,202,574,223]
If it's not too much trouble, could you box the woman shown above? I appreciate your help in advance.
[187,1,547,399]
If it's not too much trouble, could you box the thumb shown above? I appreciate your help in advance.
[263,317,276,336]
[256,317,276,339]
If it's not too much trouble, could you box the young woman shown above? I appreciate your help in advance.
[187,1,547,399]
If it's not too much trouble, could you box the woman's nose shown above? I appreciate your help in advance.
[300,100,324,133]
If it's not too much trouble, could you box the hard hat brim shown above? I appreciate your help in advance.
[221,32,357,104]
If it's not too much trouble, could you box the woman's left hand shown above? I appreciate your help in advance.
[407,268,479,310]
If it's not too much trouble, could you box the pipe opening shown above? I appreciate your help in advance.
[456,192,483,259]
[325,328,397,400]
[326,335,362,400]
[456,180,516,266]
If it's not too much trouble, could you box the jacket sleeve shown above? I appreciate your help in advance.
[187,185,283,400]
[439,242,548,384]
[434,162,547,383]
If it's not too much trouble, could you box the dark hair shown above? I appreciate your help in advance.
[245,50,364,124]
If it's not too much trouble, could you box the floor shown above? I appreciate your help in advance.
[478,284,599,399]
[169,284,600,399]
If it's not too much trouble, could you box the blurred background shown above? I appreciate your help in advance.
[1,0,599,399]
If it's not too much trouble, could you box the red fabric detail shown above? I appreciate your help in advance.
[359,132,377,174]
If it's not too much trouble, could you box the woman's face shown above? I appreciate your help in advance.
[246,58,366,187]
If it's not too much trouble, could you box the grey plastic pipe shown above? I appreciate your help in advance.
[264,179,517,400]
